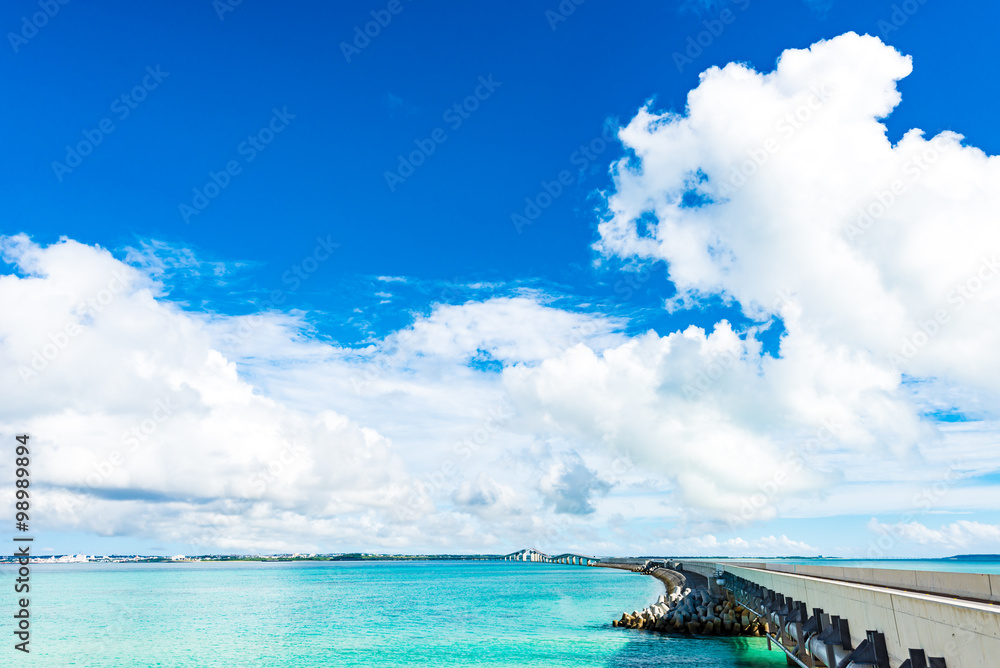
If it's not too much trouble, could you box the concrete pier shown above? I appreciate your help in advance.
[686,559,1000,667]
[493,552,998,665]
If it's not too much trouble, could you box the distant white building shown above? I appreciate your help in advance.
[48,554,90,563]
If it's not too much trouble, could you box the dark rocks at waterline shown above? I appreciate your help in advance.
[612,588,766,637]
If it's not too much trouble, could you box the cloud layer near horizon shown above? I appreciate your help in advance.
[2,32,1000,558]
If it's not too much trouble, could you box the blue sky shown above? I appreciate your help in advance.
[7,0,999,325]
[3,0,1000,557]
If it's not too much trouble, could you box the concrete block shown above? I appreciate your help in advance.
[877,568,918,591]
[914,570,992,601]
[891,593,1000,668]
[855,568,877,587]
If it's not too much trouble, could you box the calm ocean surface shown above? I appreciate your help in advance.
[3,560,786,668]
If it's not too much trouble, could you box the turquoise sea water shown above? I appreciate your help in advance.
[1,561,786,668]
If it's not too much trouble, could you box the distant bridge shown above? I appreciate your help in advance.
[498,548,600,566]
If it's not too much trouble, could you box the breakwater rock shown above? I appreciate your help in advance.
[610,566,765,637]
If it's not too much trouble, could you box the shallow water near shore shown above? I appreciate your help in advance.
[3,560,786,667]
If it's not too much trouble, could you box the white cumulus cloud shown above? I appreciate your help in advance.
[514,31,1000,525]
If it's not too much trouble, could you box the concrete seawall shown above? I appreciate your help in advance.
[687,560,1000,667]
[698,560,1000,604]
[596,561,687,592]
[500,550,999,665]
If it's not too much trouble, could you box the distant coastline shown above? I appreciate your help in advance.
[5,552,1000,565]
[2,552,504,564]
